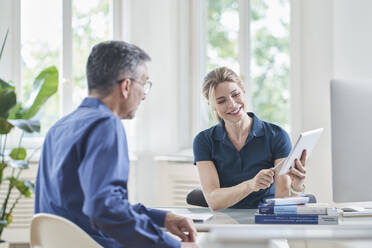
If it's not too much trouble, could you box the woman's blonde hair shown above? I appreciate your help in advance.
[202,67,245,121]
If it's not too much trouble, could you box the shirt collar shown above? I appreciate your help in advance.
[79,97,114,115]
[213,112,265,141]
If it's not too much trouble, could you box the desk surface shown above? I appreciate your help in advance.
[159,207,372,248]
[159,207,372,232]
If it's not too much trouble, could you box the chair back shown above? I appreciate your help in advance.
[30,213,102,248]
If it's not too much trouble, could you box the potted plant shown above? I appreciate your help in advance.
[0,30,58,247]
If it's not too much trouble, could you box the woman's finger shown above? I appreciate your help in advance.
[259,182,271,189]
[260,174,274,184]
[300,149,307,167]
[294,159,306,173]
[289,167,306,179]
[260,177,273,185]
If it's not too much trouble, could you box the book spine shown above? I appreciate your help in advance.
[255,214,338,225]
[258,206,327,215]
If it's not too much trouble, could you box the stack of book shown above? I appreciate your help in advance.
[255,196,338,225]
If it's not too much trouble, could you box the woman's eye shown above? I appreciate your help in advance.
[232,93,240,97]
[217,100,225,104]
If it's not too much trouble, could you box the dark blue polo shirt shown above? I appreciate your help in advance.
[193,112,291,209]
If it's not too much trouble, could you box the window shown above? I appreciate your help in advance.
[204,0,290,131]
[250,0,290,130]
[21,0,60,137]
[18,0,113,146]
[205,0,240,127]
[72,0,112,109]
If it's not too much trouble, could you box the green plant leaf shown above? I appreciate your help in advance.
[8,119,40,133]
[0,118,14,134]
[4,214,13,227]
[8,160,29,169]
[0,78,14,90]
[8,178,33,197]
[8,66,58,120]
[0,78,17,119]
[24,180,35,193]
[9,148,26,160]
[0,162,7,170]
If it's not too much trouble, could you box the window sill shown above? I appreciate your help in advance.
[154,148,193,163]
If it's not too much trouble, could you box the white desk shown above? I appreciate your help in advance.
[162,207,372,248]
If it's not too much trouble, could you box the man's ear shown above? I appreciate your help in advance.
[120,79,131,98]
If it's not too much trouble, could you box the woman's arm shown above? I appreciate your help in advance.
[274,158,291,197]
[197,161,274,210]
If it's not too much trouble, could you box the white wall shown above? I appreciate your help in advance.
[127,0,183,205]
[293,0,372,203]
[0,0,20,92]
[333,0,372,80]
[130,0,180,154]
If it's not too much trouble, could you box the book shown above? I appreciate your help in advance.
[255,213,338,225]
[265,196,309,206]
[258,203,330,215]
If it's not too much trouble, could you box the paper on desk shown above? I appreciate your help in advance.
[178,213,213,222]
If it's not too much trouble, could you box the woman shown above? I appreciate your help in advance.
[193,67,306,210]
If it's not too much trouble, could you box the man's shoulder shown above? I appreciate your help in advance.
[62,107,115,125]
[48,107,118,136]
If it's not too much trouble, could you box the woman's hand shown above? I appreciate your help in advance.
[289,150,307,191]
[249,168,274,192]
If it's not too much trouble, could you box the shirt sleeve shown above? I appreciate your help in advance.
[193,131,213,165]
[271,125,292,160]
[78,118,180,248]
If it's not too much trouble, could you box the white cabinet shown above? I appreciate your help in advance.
[154,158,200,207]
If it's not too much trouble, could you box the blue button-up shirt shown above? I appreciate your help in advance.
[35,97,180,248]
[193,113,291,208]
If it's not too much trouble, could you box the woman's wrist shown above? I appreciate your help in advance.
[245,179,256,194]
[290,183,305,195]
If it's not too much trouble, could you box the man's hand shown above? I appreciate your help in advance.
[249,168,274,192]
[164,212,197,242]
[289,149,306,191]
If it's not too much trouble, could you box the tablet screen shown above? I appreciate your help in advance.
[278,128,324,176]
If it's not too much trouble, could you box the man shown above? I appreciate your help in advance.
[35,41,197,248]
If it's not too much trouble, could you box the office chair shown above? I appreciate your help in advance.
[186,188,317,207]
[30,213,102,248]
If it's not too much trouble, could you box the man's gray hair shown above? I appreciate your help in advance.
[86,40,151,96]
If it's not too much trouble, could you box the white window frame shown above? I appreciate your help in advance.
[6,0,127,150]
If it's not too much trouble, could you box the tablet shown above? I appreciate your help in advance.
[278,128,324,176]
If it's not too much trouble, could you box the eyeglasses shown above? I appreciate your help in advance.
[117,78,153,94]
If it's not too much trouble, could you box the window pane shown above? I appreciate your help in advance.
[251,0,290,130]
[21,0,60,136]
[206,0,239,127]
[204,0,290,131]
[72,0,112,108]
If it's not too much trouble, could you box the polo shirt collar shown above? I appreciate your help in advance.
[213,112,265,141]
[79,97,114,115]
